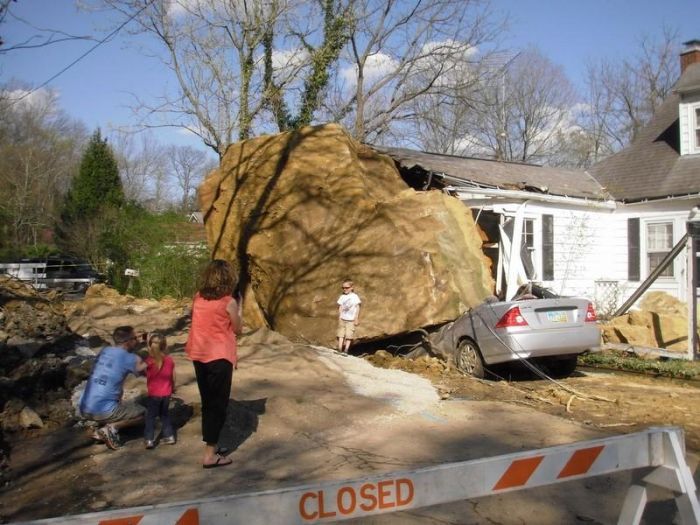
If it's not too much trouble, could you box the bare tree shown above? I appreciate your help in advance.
[406,50,505,156]
[414,48,576,164]
[0,85,86,250]
[502,49,577,163]
[111,131,168,204]
[418,49,575,162]
[1,0,95,52]
[99,0,353,156]
[168,144,215,212]
[581,27,680,153]
[320,0,502,143]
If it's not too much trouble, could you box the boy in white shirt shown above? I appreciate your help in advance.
[337,280,361,354]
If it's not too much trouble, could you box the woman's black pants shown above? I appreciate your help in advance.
[193,359,233,445]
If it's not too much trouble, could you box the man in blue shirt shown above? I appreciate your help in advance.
[80,325,148,449]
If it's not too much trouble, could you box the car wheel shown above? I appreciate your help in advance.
[454,339,485,379]
[546,356,578,378]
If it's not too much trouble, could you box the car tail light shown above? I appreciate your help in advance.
[495,306,529,328]
[585,303,597,322]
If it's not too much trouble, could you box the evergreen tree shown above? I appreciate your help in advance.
[61,129,124,219]
[56,129,125,258]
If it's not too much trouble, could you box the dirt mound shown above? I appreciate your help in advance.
[64,284,190,344]
[365,349,450,376]
[199,123,493,346]
[0,276,68,357]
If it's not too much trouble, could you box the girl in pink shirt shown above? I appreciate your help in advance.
[144,333,176,449]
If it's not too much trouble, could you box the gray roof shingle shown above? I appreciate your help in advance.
[373,146,606,200]
[589,67,700,202]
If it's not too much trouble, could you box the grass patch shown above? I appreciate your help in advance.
[579,351,700,380]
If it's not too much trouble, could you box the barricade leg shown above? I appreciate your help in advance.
[662,429,700,525]
[616,485,647,525]
[623,429,700,525]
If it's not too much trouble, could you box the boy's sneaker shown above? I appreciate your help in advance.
[145,440,155,449]
[97,426,121,450]
[161,436,176,445]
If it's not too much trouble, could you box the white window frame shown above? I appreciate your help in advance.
[644,220,675,279]
[694,104,700,153]
[520,216,540,280]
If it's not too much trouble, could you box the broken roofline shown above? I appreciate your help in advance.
[436,173,616,209]
[439,172,700,209]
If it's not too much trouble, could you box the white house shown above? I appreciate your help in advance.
[373,40,700,357]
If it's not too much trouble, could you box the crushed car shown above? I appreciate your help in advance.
[427,283,601,378]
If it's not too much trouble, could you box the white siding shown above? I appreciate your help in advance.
[679,92,700,155]
[481,199,699,315]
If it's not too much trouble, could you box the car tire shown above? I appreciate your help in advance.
[454,338,485,379]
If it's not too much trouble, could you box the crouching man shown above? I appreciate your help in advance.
[80,325,147,449]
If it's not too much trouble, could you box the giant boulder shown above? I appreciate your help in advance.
[199,124,494,346]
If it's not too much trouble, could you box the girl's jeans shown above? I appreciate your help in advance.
[144,395,174,441]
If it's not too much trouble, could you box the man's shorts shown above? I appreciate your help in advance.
[337,319,356,340]
[83,400,145,423]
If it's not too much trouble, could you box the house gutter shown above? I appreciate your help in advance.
[617,193,700,206]
[445,185,616,210]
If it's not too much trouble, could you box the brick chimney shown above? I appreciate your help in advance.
[680,39,700,73]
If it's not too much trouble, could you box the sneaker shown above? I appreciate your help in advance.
[97,426,121,450]
[145,440,155,449]
[161,436,176,445]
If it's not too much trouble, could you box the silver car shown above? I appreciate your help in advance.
[429,292,601,378]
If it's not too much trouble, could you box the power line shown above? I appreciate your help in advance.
[5,1,155,108]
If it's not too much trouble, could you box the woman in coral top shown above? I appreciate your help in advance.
[186,259,241,468]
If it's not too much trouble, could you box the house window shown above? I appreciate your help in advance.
[646,222,674,277]
[520,218,536,279]
[522,219,535,253]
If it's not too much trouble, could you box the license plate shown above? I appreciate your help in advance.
[546,311,568,323]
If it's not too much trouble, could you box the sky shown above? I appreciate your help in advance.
[1,0,698,153]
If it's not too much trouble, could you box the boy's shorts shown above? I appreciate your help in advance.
[337,319,356,340]
[83,400,145,423]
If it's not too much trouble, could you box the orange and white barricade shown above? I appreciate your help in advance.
[18,426,700,525]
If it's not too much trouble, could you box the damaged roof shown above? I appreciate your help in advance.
[373,146,607,200]
[589,63,700,202]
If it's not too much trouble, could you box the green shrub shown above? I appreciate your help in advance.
[132,243,210,299]
[579,351,700,380]
[98,209,210,299]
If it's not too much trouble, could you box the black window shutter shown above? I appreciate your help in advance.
[628,218,640,281]
[542,215,554,280]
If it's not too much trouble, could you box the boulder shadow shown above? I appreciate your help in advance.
[217,398,267,455]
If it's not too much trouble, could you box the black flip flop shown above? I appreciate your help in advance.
[203,455,232,469]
